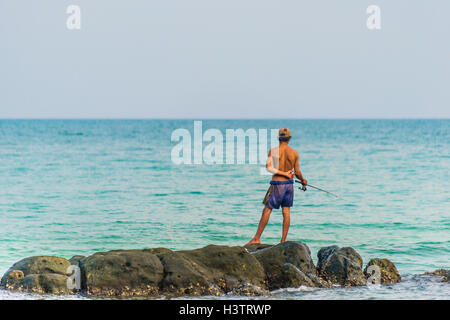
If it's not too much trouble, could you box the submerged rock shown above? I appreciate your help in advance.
[364,258,401,284]
[252,241,317,290]
[0,256,72,294]
[424,269,449,282]
[317,245,366,286]
[79,249,164,297]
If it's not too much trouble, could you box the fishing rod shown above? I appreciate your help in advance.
[295,180,340,198]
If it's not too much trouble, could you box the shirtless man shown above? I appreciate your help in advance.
[246,128,307,245]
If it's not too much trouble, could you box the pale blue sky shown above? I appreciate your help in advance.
[0,1,449,118]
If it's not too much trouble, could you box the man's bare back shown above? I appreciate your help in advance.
[269,144,299,182]
[267,143,305,183]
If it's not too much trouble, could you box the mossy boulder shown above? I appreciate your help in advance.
[1,256,70,281]
[252,241,317,290]
[317,245,366,286]
[178,245,267,294]
[1,256,73,294]
[154,249,218,296]
[79,249,164,297]
[20,274,73,294]
[364,258,401,284]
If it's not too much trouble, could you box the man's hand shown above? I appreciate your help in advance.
[300,178,307,186]
[282,170,295,179]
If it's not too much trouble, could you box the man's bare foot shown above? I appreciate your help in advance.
[245,238,261,246]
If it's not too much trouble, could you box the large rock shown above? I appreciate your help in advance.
[1,256,70,281]
[79,249,164,297]
[252,241,317,290]
[1,256,72,294]
[178,245,267,295]
[151,249,218,296]
[364,258,401,284]
[317,245,366,286]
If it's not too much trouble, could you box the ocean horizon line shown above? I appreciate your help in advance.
[0,117,449,121]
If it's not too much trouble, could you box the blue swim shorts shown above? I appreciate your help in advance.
[262,180,294,209]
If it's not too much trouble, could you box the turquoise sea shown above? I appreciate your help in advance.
[0,119,448,299]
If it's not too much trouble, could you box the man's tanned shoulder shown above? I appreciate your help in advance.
[286,146,299,158]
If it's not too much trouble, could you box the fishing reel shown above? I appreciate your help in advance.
[295,179,307,191]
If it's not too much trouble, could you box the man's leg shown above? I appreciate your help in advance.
[245,206,272,245]
[281,206,290,242]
